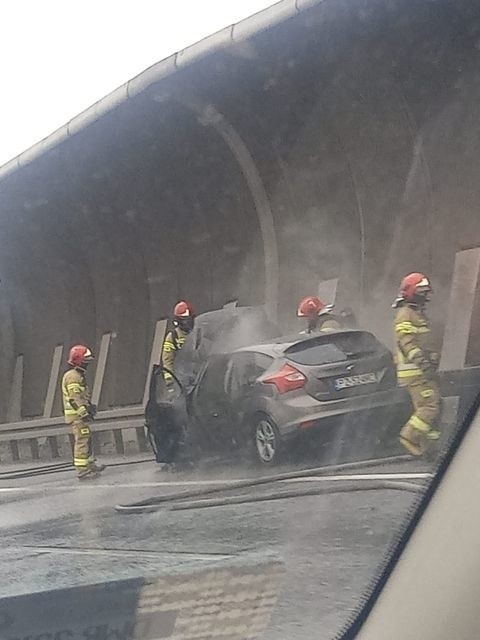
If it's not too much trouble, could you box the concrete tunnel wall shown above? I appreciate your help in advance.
[1,0,480,421]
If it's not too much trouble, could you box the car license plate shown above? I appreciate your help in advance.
[334,372,379,390]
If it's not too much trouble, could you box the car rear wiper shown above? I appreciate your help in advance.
[344,350,375,359]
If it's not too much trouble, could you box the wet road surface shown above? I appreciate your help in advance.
[0,455,432,639]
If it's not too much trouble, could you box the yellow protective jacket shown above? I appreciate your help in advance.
[62,367,91,423]
[394,304,439,386]
[318,314,342,331]
[302,313,342,335]
[162,327,189,382]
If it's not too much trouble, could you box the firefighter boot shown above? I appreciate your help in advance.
[399,424,425,456]
[90,461,106,473]
[77,467,100,481]
[423,428,441,461]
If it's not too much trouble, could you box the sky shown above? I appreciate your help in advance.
[0,0,278,167]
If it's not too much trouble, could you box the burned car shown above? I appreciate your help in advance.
[145,306,411,465]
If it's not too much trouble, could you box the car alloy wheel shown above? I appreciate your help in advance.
[255,419,278,463]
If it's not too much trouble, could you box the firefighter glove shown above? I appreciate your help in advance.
[419,359,436,380]
[430,352,440,366]
[77,405,90,420]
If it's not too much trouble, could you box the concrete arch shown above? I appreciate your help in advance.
[171,97,279,318]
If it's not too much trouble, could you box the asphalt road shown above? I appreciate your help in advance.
[0,455,432,640]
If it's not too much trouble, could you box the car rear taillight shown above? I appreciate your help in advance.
[262,363,306,394]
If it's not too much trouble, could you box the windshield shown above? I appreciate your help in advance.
[1,1,480,640]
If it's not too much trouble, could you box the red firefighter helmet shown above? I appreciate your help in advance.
[400,272,432,303]
[297,296,327,318]
[173,301,195,333]
[67,345,94,367]
[174,300,195,318]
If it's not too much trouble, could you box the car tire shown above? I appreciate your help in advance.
[252,416,283,465]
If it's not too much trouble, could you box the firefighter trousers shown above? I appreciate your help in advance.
[405,378,441,434]
[71,420,93,470]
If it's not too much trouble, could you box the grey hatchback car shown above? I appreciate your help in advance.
[186,329,411,465]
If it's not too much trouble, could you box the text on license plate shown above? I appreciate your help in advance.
[334,372,379,390]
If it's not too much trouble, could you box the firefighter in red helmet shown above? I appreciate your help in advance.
[393,273,441,456]
[62,345,105,480]
[152,301,196,471]
[162,301,196,386]
[297,295,342,334]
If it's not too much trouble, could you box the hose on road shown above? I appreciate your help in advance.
[117,479,424,514]
[115,454,424,514]
[167,480,424,512]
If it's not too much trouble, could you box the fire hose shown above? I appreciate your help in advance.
[115,455,427,514]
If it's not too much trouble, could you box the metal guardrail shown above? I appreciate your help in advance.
[0,366,477,464]
[0,406,145,441]
[2,366,478,435]
[0,406,148,463]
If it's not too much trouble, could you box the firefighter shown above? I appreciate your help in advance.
[297,295,342,334]
[162,301,196,386]
[62,345,105,480]
[155,301,196,471]
[393,273,441,456]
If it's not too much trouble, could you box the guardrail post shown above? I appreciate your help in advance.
[318,278,338,306]
[142,319,168,408]
[439,247,480,439]
[7,355,23,423]
[91,333,115,456]
[43,345,63,418]
[91,333,112,408]
[440,248,480,371]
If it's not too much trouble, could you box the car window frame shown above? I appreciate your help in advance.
[225,351,275,397]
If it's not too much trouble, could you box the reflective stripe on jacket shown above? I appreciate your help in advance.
[394,305,438,387]
[62,367,91,423]
[162,327,188,381]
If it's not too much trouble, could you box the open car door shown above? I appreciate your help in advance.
[144,364,188,464]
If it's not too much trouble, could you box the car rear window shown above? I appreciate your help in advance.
[329,331,382,356]
[285,331,381,366]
